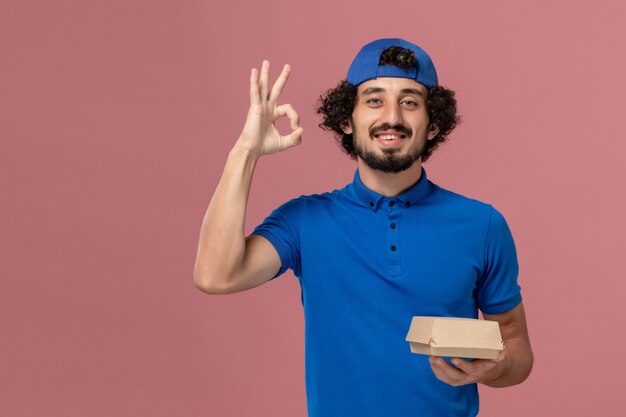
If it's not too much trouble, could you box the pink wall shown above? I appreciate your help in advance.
[2,0,625,415]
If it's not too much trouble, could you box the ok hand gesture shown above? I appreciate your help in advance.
[236,60,304,157]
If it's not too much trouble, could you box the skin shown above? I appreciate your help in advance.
[192,61,296,294]
[429,303,533,387]
[193,61,533,387]
[342,77,439,197]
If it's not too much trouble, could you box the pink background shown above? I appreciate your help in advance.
[2,0,625,415]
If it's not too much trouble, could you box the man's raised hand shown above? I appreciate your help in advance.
[236,60,304,157]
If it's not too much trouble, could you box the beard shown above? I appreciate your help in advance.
[353,123,424,173]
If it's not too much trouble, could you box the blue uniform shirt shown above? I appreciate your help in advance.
[252,169,521,417]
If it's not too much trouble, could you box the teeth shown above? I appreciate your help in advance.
[379,135,401,140]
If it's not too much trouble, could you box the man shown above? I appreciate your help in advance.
[193,38,533,417]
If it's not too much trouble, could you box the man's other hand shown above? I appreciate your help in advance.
[428,351,506,387]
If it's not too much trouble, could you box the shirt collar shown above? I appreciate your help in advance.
[352,168,431,210]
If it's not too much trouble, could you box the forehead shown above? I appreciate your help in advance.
[357,77,428,96]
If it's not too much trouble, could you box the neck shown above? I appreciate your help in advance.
[357,158,423,197]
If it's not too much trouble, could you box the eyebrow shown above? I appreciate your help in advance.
[360,87,425,96]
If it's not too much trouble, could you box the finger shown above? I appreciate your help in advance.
[281,126,303,149]
[452,358,498,383]
[259,60,270,103]
[451,358,477,374]
[430,362,460,385]
[249,68,260,106]
[275,104,300,130]
[428,357,449,381]
[268,64,291,105]
[429,365,449,384]
[429,356,467,385]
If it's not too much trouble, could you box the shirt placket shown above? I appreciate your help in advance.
[385,198,402,276]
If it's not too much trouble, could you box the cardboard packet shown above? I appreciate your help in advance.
[405,316,503,360]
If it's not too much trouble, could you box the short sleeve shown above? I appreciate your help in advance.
[251,197,304,278]
[476,206,522,314]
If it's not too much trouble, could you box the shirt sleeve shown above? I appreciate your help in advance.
[251,197,304,279]
[475,206,522,315]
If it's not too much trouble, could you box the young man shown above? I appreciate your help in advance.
[193,38,533,417]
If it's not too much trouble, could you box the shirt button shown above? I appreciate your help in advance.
[405,202,410,207]
[369,202,374,207]
[390,245,397,251]
[390,223,396,229]
[389,201,395,207]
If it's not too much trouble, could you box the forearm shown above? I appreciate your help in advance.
[193,144,259,292]
[483,337,534,388]
[193,61,301,293]
[434,304,534,387]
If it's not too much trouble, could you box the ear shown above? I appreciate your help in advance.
[340,119,353,134]
[427,123,439,141]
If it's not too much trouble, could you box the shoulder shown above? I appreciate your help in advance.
[284,184,352,207]
[428,181,497,215]
[425,181,514,237]
[267,185,359,224]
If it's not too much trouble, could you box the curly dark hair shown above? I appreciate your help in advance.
[316,47,460,162]
[379,46,416,70]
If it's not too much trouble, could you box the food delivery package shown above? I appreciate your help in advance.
[405,316,503,360]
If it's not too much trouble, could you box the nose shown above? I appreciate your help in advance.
[381,101,402,126]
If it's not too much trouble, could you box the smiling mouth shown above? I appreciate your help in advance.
[375,133,407,141]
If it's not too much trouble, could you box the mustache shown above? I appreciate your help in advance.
[369,123,413,138]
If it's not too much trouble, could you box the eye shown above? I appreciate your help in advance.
[401,99,418,107]
[366,98,382,106]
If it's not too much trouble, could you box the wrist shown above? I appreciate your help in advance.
[482,357,510,386]
[231,141,262,162]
